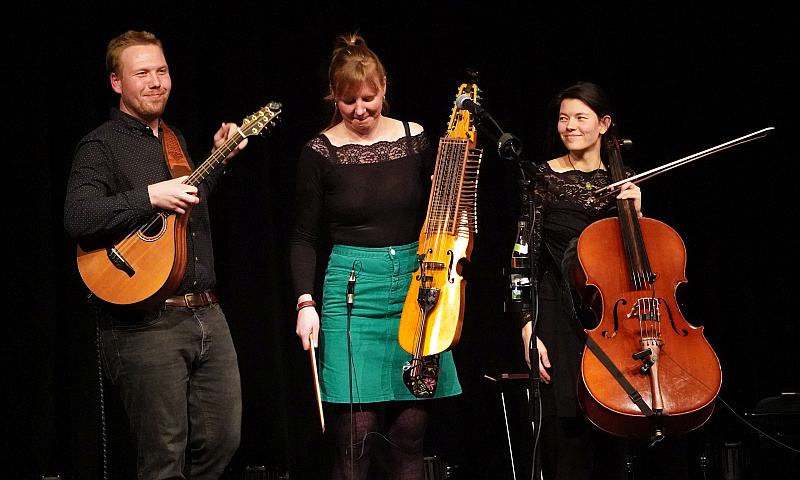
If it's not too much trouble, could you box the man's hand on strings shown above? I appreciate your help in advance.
[148,176,199,214]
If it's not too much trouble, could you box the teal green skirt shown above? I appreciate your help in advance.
[319,242,461,403]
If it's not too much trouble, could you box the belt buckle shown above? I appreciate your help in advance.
[184,291,212,308]
[184,292,195,308]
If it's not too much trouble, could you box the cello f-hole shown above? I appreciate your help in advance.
[604,298,626,338]
[659,298,688,336]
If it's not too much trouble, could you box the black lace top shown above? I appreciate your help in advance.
[290,123,434,297]
[532,161,627,273]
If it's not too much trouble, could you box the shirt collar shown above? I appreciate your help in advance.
[109,107,162,137]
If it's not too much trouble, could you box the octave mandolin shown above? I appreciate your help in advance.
[76,103,281,309]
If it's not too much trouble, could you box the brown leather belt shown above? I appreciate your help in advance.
[164,290,219,308]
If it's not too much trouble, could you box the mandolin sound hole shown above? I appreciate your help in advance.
[138,213,168,241]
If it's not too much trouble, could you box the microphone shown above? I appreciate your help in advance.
[455,94,489,118]
[346,267,356,312]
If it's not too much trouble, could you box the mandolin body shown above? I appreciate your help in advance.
[77,210,189,309]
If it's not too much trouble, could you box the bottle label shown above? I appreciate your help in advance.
[510,274,523,300]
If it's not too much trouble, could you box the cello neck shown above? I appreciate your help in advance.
[606,133,655,289]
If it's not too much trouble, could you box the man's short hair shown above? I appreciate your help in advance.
[106,30,163,76]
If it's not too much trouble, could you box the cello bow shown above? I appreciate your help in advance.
[594,127,774,198]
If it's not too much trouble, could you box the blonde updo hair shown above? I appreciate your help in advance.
[325,34,388,129]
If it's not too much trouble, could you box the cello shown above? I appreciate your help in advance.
[573,127,722,441]
[398,83,483,397]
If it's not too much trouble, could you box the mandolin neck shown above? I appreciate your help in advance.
[183,129,245,187]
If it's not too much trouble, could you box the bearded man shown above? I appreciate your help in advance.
[64,30,246,480]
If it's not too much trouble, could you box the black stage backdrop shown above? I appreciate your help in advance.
[7,2,798,479]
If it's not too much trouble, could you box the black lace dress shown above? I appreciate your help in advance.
[290,123,433,296]
[530,161,629,418]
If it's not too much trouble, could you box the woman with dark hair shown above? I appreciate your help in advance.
[521,81,642,479]
[291,34,461,480]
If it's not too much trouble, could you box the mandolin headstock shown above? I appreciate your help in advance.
[240,102,282,138]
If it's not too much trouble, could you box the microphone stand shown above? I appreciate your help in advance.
[470,109,544,480]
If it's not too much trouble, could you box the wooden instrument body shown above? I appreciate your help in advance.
[399,214,473,355]
[576,216,722,438]
[398,84,481,356]
[77,209,189,309]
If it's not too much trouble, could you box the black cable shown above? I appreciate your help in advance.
[92,296,108,480]
[346,260,359,478]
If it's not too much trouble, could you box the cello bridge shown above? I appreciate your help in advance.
[627,299,660,322]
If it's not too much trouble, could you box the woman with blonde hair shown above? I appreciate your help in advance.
[291,34,461,479]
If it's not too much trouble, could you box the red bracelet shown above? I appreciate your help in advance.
[296,300,316,311]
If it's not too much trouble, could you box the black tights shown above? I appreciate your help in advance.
[331,401,428,480]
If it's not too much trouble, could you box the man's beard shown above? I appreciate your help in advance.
[129,90,169,123]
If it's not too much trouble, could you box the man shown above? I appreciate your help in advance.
[64,30,245,480]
